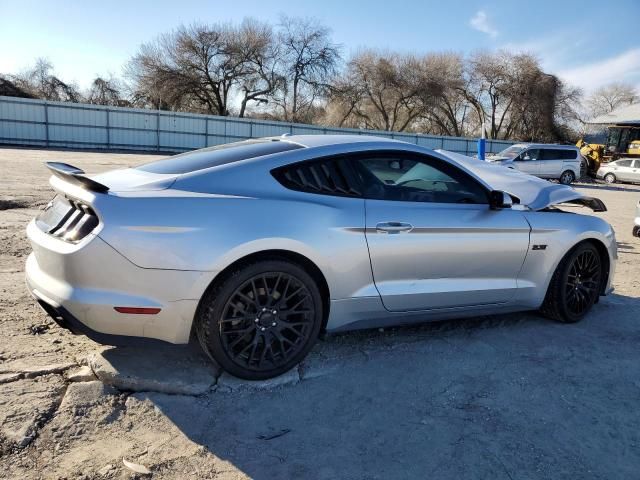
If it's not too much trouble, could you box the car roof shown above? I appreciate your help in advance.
[279,134,404,149]
[514,143,579,150]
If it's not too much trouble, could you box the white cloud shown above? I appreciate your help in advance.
[557,48,640,93]
[469,10,498,38]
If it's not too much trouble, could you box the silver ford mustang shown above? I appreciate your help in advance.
[26,135,617,379]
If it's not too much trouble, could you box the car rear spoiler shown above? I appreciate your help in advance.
[46,162,109,193]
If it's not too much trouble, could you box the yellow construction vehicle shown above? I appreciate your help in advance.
[576,139,605,176]
[578,125,640,176]
[604,125,640,159]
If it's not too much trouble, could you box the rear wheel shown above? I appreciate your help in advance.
[540,243,603,323]
[604,173,616,184]
[559,170,575,185]
[196,258,323,380]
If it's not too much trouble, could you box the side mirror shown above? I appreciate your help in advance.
[489,190,513,210]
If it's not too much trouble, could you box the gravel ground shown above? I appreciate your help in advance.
[1,146,640,480]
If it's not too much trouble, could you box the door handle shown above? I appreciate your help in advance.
[376,222,413,234]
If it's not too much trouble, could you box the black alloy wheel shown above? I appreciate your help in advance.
[564,248,602,317]
[196,259,323,380]
[541,242,603,323]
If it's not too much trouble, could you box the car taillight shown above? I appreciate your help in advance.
[36,195,99,243]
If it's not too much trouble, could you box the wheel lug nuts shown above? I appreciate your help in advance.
[272,310,277,315]
[260,327,266,331]
[272,322,277,327]
[254,318,259,323]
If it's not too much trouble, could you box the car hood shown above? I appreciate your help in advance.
[437,150,606,212]
[486,155,512,163]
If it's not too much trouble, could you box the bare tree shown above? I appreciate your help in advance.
[235,19,282,117]
[272,16,340,122]
[127,23,247,114]
[327,50,443,132]
[587,82,638,118]
[11,58,82,102]
[86,76,127,106]
[0,75,35,98]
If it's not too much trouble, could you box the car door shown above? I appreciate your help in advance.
[350,152,531,312]
[513,148,540,175]
[538,149,564,178]
[628,160,640,183]
[613,159,634,181]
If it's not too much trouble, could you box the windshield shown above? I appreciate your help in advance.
[395,162,452,185]
[496,145,525,159]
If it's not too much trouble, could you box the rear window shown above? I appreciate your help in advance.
[136,140,303,174]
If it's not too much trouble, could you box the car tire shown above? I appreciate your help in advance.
[540,242,603,323]
[633,226,640,238]
[604,173,616,184]
[559,170,575,185]
[195,258,323,380]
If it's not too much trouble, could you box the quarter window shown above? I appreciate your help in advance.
[352,154,488,204]
[272,157,362,197]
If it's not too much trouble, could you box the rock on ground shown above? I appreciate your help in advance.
[88,346,218,395]
[66,365,96,383]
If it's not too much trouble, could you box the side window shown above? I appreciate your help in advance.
[616,159,632,168]
[271,157,361,197]
[633,160,640,168]
[522,149,540,161]
[554,149,577,160]
[564,149,578,160]
[352,154,488,204]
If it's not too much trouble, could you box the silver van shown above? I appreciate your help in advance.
[488,144,582,185]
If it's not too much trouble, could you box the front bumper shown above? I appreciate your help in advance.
[25,220,212,344]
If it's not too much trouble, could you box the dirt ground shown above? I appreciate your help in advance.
[1,146,640,479]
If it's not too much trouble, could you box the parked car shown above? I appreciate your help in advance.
[26,135,616,379]
[488,144,582,185]
[596,158,640,184]
[634,200,640,237]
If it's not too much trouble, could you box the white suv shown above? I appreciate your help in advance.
[488,144,582,185]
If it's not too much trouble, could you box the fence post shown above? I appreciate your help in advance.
[156,109,161,151]
[204,115,209,147]
[44,101,50,148]
[249,120,253,139]
[105,108,110,149]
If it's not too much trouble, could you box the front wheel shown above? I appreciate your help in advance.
[559,170,575,185]
[540,243,603,323]
[196,258,323,380]
[604,173,616,184]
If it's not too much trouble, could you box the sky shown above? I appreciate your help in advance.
[1,0,639,95]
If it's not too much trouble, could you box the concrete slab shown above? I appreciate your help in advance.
[0,361,75,378]
[66,365,96,383]
[216,367,300,392]
[59,381,117,411]
[88,346,218,395]
[0,376,66,449]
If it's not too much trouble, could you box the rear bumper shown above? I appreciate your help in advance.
[32,294,169,346]
[25,220,213,344]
